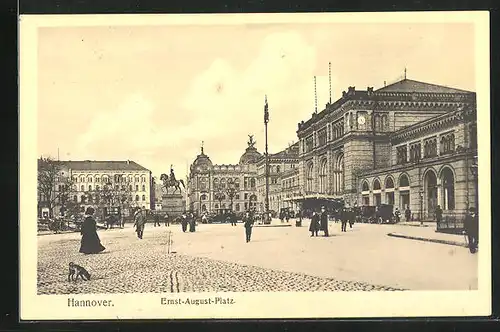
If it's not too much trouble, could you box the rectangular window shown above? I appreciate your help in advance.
[409,143,421,162]
[396,146,407,165]
[424,137,438,158]
[305,135,314,152]
[244,193,248,200]
[318,128,327,146]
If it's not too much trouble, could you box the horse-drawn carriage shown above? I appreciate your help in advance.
[103,206,124,229]
[360,204,395,224]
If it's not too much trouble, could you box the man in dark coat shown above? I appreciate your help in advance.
[164,213,170,227]
[341,208,348,232]
[133,208,147,239]
[243,212,254,242]
[189,213,196,232]
[79,207,105,254]
[309,211,320,237]
[464,207,479,253]
[320,206,329,237]
[154,212,161,227]
[435,205,443,224]
[181,213,188,232]
[405,206,411,222]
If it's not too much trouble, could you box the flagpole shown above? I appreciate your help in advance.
[264,95,270,224]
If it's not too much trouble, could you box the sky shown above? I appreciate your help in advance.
[37,21,475,180]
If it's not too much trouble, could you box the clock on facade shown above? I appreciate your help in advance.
[357,116,366,125]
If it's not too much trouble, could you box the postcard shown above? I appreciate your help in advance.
[19,11,491,320]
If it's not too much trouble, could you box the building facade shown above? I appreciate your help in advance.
[255,142,299,213]
[38,160,153,217]
[295,78,477,220]
[188,139,260,215]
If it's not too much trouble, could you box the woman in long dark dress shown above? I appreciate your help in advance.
[79,207,105,254]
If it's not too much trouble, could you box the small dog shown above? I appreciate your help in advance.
[68,262,91,282]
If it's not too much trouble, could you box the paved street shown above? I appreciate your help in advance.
[37,220,477,294]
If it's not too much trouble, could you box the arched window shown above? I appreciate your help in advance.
[306,162,314,192]
[441,167,455,210]
[220,178,226,189]
[334,153,344,194]
[201,194,207,200]
[73,195,77,202]
[141,176,146,183]
[214,178,219,189]
[80,185,84,191]
[385,177,394,189]
[319,159,328,193]
[277,166,281,173]
[95,176,100,183]
[135,195,139,201]
[135,185,139,191]
[250,178,256,188]
[142,185,146,191]
[373,179,381,190]
[142,195,146,201]
[135,176,139,183]
[87,176,93,183]
[96,185,100,191]
[399,174,410,187]
[362,181,369,192]
[80,176,85,183]
[374,114,381,131]
[88,185,92,191]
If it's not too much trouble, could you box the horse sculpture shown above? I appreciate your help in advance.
[160,173,185,194]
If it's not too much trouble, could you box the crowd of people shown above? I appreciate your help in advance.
[75,203,479,256]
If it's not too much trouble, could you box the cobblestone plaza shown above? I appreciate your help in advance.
[37,221,477,294]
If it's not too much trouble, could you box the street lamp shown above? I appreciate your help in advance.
[419,188,424,225]
[470,156,479,211]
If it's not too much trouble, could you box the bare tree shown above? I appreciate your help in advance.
[37,157,75,218]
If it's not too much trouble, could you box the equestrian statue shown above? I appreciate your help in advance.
[160,165,185,195]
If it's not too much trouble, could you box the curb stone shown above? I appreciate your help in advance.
[387,232,466,247]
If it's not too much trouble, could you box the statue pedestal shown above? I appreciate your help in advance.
[162,194,184,218]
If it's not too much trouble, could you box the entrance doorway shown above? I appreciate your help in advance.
[386,192,394,205]
[425,170,438,219]
[400,191,409,210]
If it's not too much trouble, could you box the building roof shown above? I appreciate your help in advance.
[268,142,299,159]
[59,160,150,171]
[376,79,473,94]
[239,146,262,164]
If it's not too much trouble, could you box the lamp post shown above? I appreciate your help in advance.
[419,188,424,225]
[264,95,271,224]
[470,156,479,211]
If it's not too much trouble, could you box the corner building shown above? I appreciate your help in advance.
[188,141,260,214]
[296,78,477,220]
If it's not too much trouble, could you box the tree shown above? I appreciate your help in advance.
[214,190,225,211]
[37,157,75,218]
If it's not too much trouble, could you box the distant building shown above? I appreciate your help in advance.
[187,139,260,214]
[295,78,477,220]
[38,159,153,217]
[255,142,299,213]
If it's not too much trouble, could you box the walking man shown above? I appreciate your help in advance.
[133,208,146,239]
[341,207,348,232]
[320,206,329,237]
[154,212,160,227]
[243,211,254,243]
[309,211,320,237]
[464,207,479,253]
[164,213,170,227]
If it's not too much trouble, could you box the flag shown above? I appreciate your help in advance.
[264,95,269,123]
